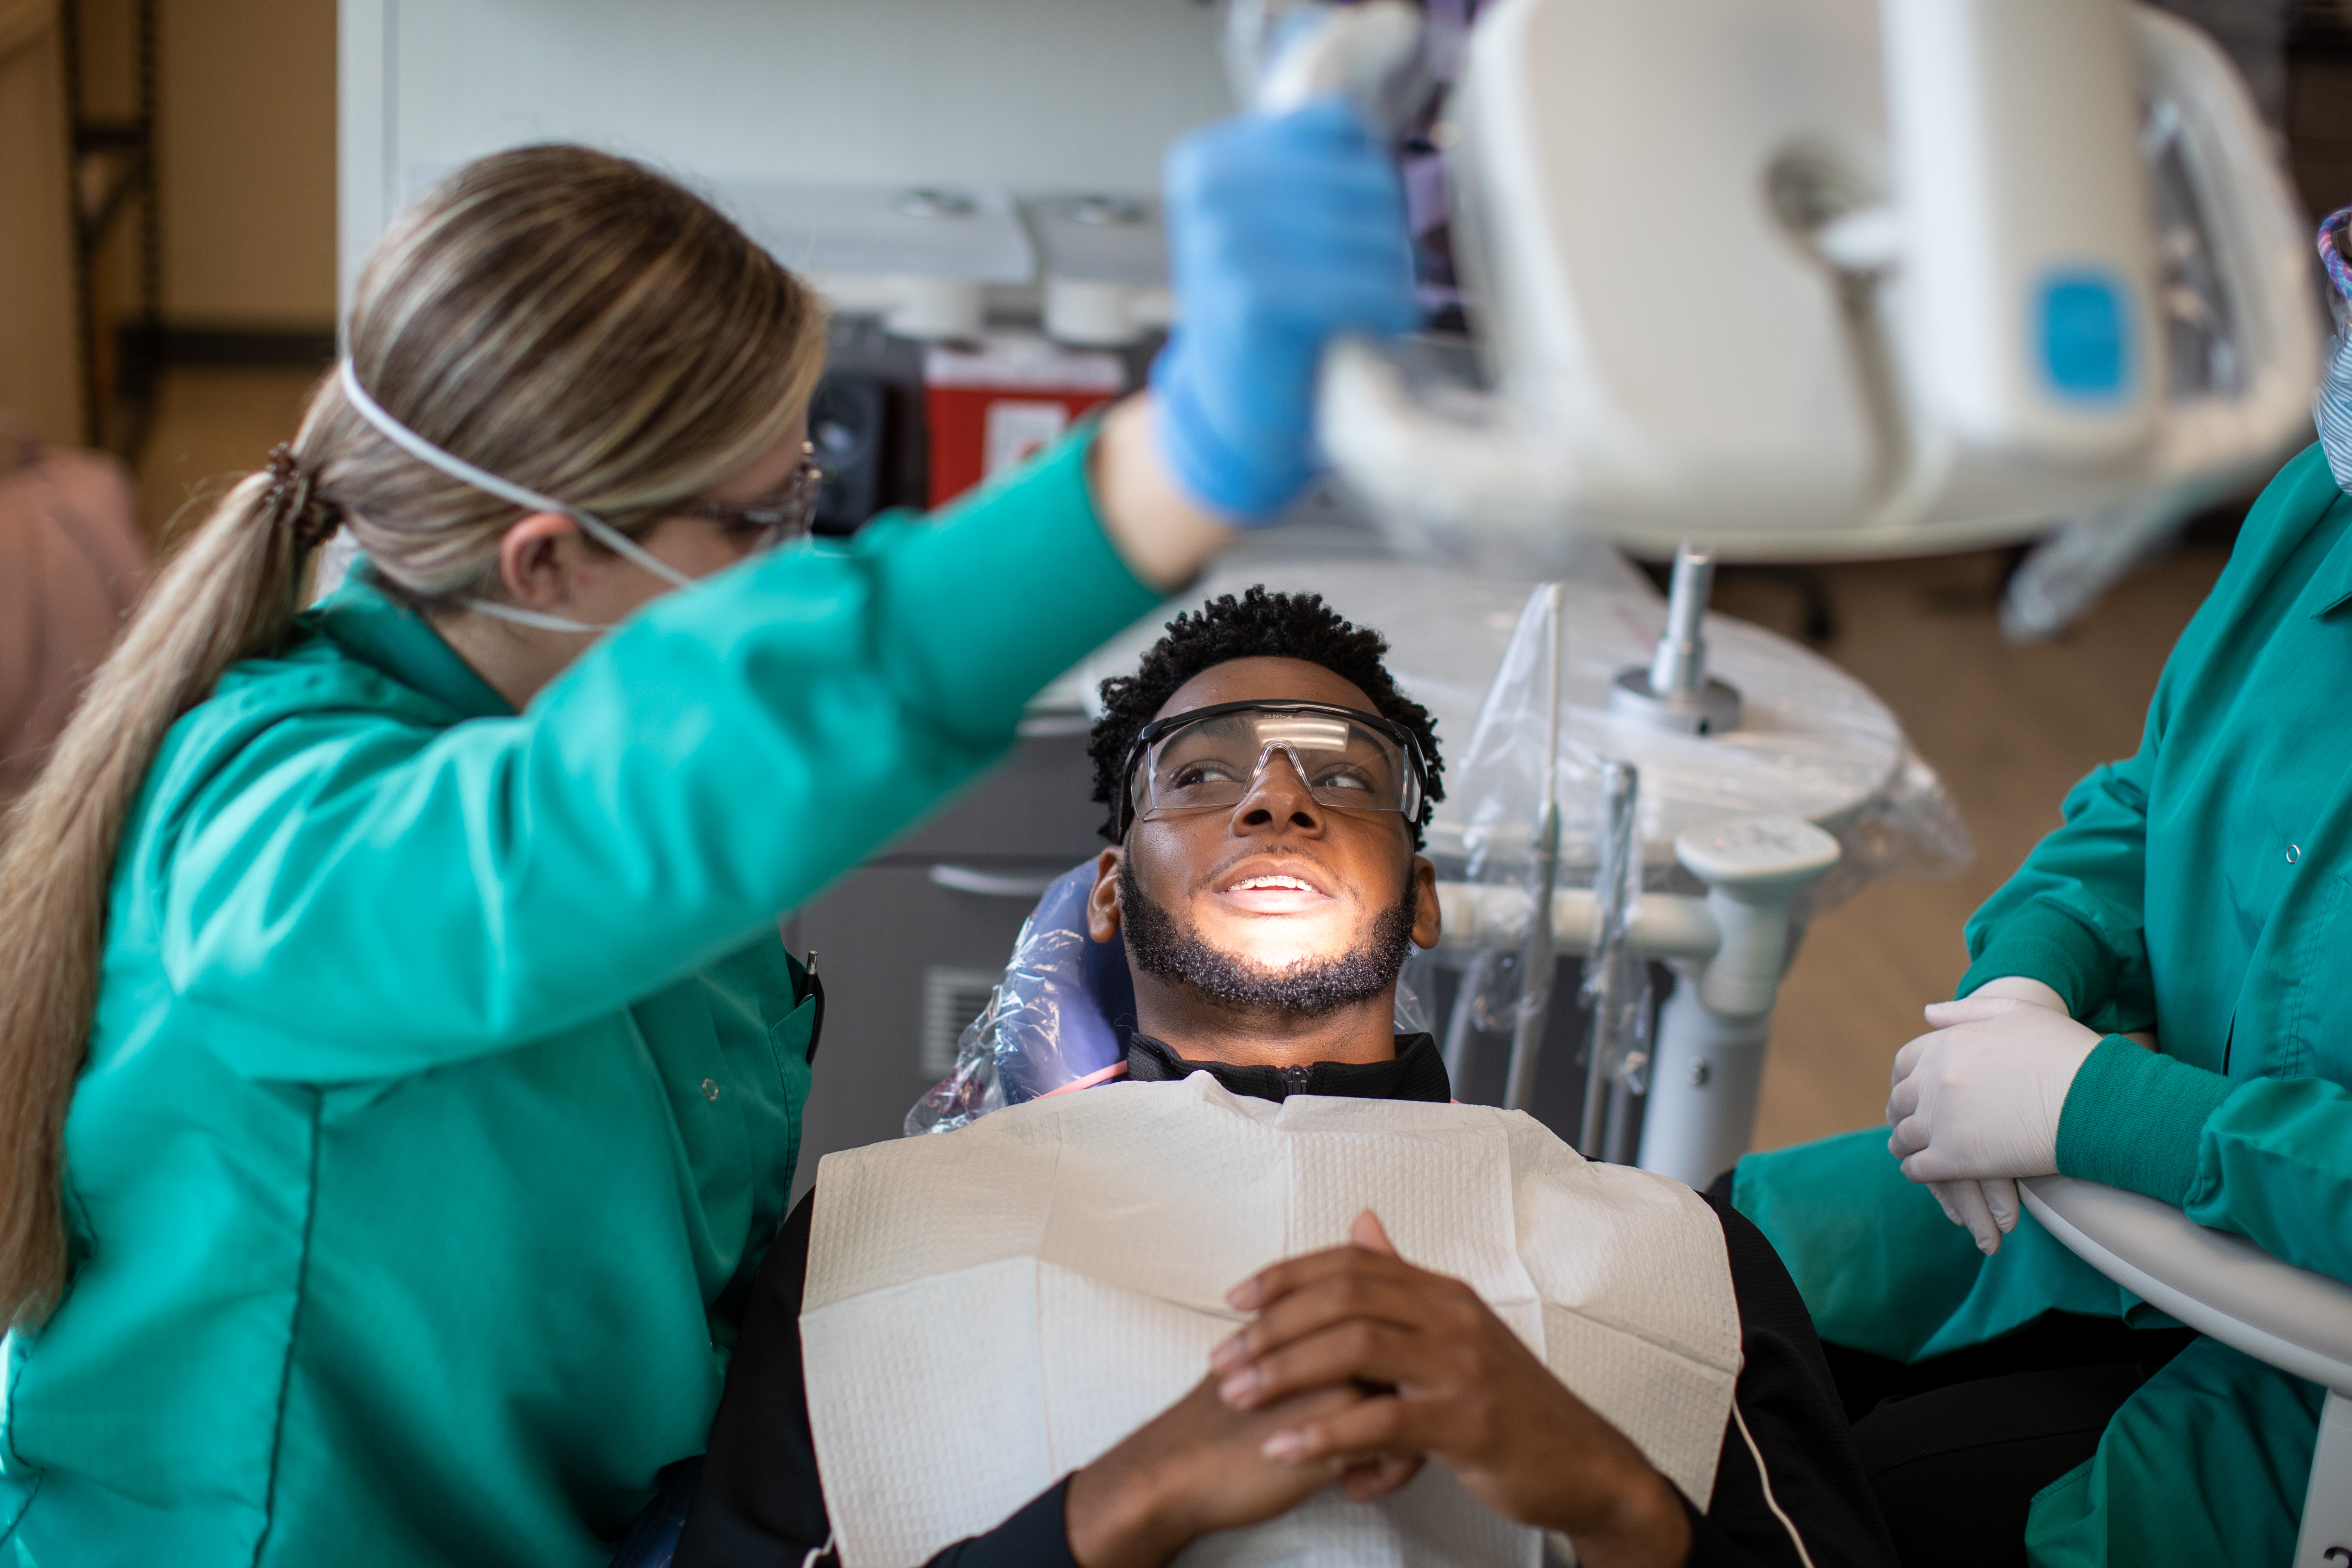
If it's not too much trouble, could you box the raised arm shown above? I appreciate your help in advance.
[155,84,1414,1084]
[156,435,1163,1080]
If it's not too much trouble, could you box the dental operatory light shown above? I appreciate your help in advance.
[1260,0,2321,570]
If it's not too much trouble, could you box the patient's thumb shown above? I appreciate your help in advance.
[1351,1210,1397,1256]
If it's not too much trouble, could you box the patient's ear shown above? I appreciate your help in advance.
[1410,854,1441,950]
[1085,847,1125,943]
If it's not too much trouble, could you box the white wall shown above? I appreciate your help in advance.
[341,0,1232,306]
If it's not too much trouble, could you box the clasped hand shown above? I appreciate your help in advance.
[1066,1212,1687,1568]
[1885,978,2102,1255]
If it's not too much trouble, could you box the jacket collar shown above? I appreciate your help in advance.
[1124,1031,1452,1104]
[2314,528,2352,620]
[2317,553,2352,621]
[304,560,514,720]
[2300,463,2352,619]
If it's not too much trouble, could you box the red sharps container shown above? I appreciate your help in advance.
[923,335,1125,508]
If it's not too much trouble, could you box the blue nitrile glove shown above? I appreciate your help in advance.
[1152,98,1418,523]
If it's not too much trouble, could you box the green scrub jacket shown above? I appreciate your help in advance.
[1736,443,2352,1565]
[0,433,1161,1568]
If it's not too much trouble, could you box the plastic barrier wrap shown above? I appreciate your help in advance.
[913,551,1966,1132]
[905,862,1131,1136]
[1578,760,1653,1103]
[1447,575,1969,918]
[908,861,1434,1133]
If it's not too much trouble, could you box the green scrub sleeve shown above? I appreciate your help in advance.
[2058,1039,2352,1286]
[1957,755,2161,1035]
[1954,903,2114,1017]
[2055,1038,2234,1205]
[157,431,1165,1081]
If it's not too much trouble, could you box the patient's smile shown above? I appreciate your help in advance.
[1212,859,1338,916]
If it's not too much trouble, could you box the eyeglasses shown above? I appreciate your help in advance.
[671,443,824,551]
[1118,700,1427,838]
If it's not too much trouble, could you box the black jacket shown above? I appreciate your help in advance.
[676,1035,1896,1568]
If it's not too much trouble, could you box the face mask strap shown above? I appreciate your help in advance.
[335,358,695,591]
[462,597,612,636]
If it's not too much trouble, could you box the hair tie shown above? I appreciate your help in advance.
[264,442,345,550]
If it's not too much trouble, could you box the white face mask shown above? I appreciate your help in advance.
[2320,331,2352,498]
[336,358,694,633]
[2319,211,2352,497]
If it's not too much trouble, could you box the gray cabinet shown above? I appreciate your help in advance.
[785,723,1104,1200]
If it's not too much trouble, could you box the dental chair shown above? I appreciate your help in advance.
[906,812,1844,1178]
[2020,1178,2352,1567]
[912,869,2352,1568]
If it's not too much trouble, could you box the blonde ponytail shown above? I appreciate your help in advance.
[0,144,828,1325]
[0,472,317,1322]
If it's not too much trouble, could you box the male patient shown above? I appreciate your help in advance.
[677,590,1890,1568]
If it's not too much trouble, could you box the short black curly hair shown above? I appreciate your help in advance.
[1089,587,1446,847]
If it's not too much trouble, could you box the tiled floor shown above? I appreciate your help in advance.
[132,366,2226,1158]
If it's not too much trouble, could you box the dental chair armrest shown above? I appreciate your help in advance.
[2020,1176,2352,1393]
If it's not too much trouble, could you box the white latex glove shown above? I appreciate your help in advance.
[1960,975,2069,1014]
[1919,977,2069,1248]
[1886,988,2102,1255]
[1923,1176,2018,1257]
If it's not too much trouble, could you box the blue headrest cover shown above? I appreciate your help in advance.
[991,860,1135,1104]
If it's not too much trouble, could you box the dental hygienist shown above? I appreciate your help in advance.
[1733,208,2352,1568]
[0,105,1415,1568]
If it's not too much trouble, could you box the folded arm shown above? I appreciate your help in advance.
[1958,754,2160,1038]
[680,1186,1893,1568]
[2053,1041,2352,1284]
[1203,1202,1893,1568]
[674,1191,1367,1568]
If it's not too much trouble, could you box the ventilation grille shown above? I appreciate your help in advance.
[919,966,1002,1080]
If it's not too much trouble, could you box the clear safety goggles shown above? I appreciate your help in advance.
[669,448,824,551]
[1117,700,1426,838]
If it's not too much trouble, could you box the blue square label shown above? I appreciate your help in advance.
[2039,271,2132,401]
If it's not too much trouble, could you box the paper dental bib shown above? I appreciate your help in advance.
[800,1075,1742,1567]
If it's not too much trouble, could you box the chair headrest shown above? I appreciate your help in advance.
[989,861,1132,1105]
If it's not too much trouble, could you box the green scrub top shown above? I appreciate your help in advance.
[0,432,1161,1568]
[1736,443,2352,1565]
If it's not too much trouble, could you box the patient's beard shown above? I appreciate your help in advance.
[1118,861,1417,1019]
